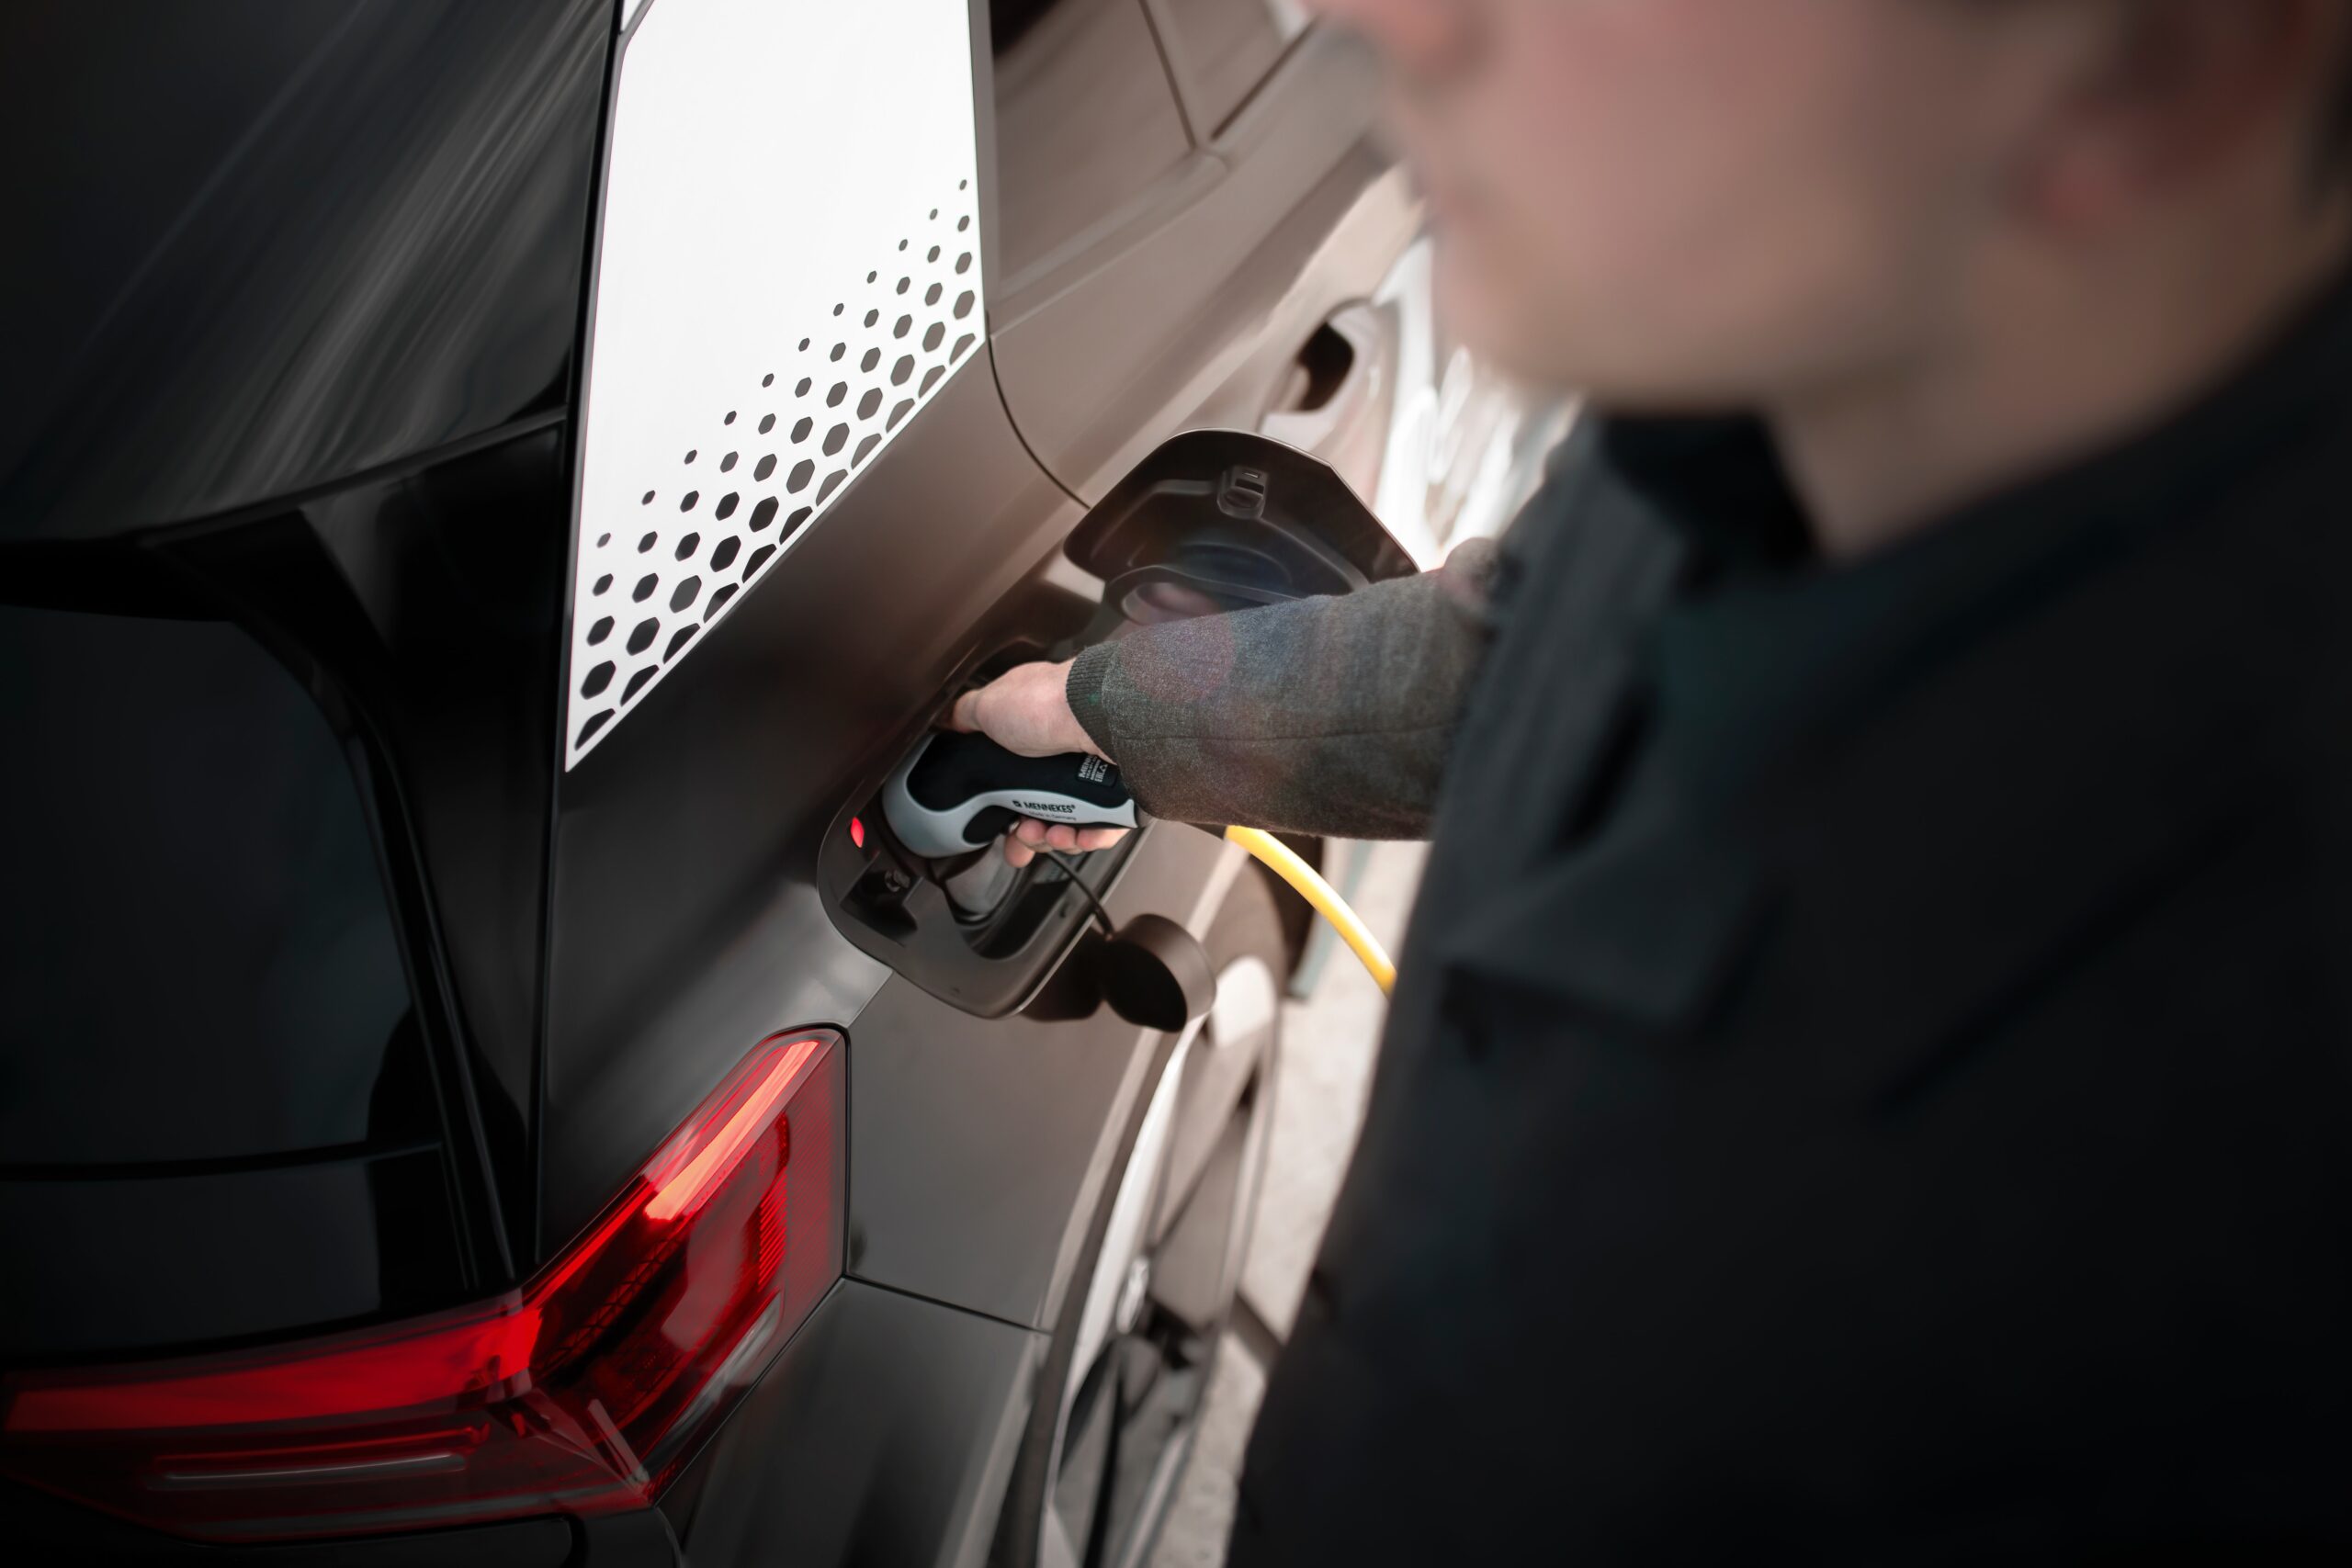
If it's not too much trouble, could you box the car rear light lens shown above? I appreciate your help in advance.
[0,1031,842,1542]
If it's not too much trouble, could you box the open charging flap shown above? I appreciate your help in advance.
[1064,428,1418,635]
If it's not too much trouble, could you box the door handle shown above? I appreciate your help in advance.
[1259,302,1394,500]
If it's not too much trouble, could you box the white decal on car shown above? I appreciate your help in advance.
[566,0,983,765]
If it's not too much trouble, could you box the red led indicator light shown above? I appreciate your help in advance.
[849,816,866,850]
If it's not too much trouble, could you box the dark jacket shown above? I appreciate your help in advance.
[1070,277,2352,1561]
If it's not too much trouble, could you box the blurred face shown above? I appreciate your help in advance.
[1306,0,2084,406]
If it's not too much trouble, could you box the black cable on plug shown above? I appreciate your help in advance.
[1041,849,1116,939]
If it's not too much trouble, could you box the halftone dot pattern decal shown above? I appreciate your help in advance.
[567,0,982,766]
[569,188,980,757]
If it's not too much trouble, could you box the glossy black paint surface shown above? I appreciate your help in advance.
[0,0,608,537]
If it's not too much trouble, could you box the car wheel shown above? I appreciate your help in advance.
[997,869,1285,1568]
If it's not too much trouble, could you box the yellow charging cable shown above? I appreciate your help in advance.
[1223,827,1396,997]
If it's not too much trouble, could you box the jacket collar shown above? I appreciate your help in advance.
[1430,266,2352,1056]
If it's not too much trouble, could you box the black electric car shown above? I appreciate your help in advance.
[0,3,1539,1562]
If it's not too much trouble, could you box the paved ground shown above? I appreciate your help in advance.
[1150,840,1429,1568]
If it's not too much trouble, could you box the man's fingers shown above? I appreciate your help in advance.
[946,689,982,732]
[1005,818,1125,864]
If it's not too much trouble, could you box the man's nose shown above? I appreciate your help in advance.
[1298,0,1477,78]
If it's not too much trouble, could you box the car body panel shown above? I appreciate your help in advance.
[0,0,607,539]
[540,359,1080,1256]
[846,826,1242,1331]
[989,26,1412,504]
[980,0,1193,291]
[1141,0,1315,141]
[669,1280,1044,1568]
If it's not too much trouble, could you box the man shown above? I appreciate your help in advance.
[957,0,2352,1557]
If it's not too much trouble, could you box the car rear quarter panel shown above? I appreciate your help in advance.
[537,361,1080,1256]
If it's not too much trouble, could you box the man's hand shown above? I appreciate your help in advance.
[948,659,1129,868]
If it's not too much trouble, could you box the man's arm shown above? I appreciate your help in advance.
[955,539,1500,844]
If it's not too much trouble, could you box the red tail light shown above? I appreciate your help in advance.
[0,1031,843,1543]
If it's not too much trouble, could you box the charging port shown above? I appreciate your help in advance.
[819,659,1136,1019]
[819,428,1417,1019]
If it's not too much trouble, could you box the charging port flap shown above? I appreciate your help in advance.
[1062,429,1416,627]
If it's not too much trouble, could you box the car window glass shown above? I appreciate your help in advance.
[990,0,1191,282]
[0,606,420,1167]
[1149,0,1310,135]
